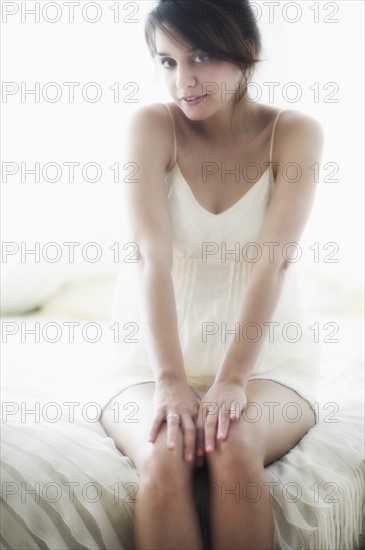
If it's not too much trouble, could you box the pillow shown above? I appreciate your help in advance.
[36,274,118,321]
[1,260,65,315]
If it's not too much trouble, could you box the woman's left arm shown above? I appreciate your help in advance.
[197,111,324,458]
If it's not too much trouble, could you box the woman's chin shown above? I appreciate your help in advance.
[177,100,215,121]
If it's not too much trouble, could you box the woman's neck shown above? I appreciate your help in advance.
[187,98,259,147]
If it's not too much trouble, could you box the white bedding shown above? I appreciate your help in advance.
[1,297,364,549]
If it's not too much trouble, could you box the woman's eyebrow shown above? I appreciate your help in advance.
[156,46,200,56]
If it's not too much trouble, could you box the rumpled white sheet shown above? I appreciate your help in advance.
[1,315,364,549]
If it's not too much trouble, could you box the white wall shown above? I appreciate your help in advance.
[1,1,363,313]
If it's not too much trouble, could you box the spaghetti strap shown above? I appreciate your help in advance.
[164,103,281,176]
[269,109,283,169]
[164,103,177,166]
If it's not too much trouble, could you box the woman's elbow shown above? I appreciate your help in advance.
[137,245,173,273]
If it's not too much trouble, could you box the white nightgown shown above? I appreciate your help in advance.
[101,105,320,422]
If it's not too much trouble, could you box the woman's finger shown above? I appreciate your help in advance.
[230,400,241,420]
[147,412,165,443]
[181,417,196,462]
[203,403,218,452]
[166,413,181,450]
[217,405,231,440]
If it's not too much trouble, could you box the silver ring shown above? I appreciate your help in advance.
[165,413,181,423]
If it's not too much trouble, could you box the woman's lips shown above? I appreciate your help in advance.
[182,95,208,106]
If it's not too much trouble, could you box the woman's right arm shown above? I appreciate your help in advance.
[122,105,200,461]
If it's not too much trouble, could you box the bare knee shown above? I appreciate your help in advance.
[138,429,196,495]
[206,424,264,480]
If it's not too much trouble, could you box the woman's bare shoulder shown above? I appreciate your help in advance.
[256,104,323,132]
[269,108,324,159]
[274,108,324,139]
[126,102,174,137]
[264,108,324,182]
[126,102,175,171]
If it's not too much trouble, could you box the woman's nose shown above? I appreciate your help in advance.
[175,66,197,90]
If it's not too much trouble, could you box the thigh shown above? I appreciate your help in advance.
[100,382,158,470]
[242,379,316,466]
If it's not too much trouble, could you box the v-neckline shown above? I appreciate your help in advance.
[173,162,271,217]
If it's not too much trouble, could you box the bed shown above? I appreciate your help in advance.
[1,271,364,550]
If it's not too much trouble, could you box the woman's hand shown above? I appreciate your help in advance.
[147,379,200,463]
[196,380,247,461]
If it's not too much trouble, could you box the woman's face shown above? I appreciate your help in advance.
[154,28,244,119]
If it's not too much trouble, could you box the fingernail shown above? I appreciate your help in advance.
[186,452,193,461]
[206,444,213,452]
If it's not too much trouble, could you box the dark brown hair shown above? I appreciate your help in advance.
[145,0,262,102]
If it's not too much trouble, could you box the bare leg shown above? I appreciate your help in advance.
[205,380,316,550]
[100,382,204,550]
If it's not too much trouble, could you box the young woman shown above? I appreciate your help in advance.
[100,1,324,548]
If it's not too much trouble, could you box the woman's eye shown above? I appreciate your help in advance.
[161,58,176,69]
[160,53,209,69]
[194,53,209,63]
